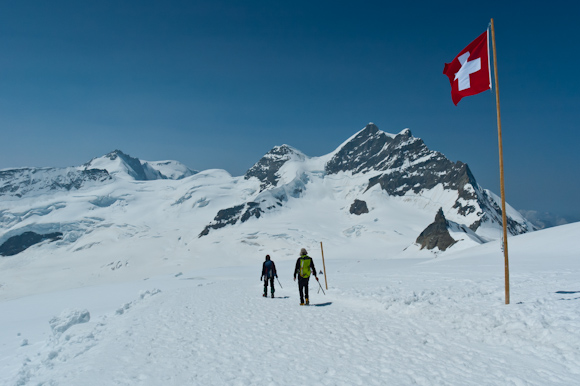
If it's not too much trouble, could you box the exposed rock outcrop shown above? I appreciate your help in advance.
[244,145,305,192]
[416,208,457,251]
[350,199,369,215]
[0,231,63,256]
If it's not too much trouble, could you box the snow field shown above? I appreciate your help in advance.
[0,125,565,385]
[2,221,580,386]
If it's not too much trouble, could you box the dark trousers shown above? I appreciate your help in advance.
[264,277,275,294]
[298,276,309,302]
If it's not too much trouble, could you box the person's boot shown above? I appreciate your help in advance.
[305,298,309,305]
[263,287,267,297]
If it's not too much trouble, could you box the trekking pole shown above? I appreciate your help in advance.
[276,276,283,289]
[316,278,326,295]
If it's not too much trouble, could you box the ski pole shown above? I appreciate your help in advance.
[316,278,325,295]
[276,276,283,289]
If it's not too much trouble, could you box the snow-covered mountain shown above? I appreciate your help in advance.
[201,123,533,239]
[0,150,197,201]
[0,123,535,293]
[2,124,578,386]
[83,150,197,181]
[0,167,112,198]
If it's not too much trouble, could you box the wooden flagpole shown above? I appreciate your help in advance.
[491,18,510,305]
[320,242,328,290]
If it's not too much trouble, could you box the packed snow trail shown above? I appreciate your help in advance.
[6,253,580,386]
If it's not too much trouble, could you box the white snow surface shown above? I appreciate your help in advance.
[1,221,579,385]
[0,129,566,384]
[142,160,197,180]
[83,152,195,180]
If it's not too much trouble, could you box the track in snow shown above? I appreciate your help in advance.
[7,257,580,385]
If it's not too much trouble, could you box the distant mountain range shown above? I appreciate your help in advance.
[200,123,534,239]
[84,150,198,181]
[0,123,535,261]
[518,210,577,230]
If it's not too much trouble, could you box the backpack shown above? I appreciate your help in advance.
[299,256,311,278]
[264,260,274,278]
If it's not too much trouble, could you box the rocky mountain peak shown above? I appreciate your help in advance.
[325,123,393,174]
[362,122,380,134]
[416,208,457,251]
[244,144,305,191]
[105,150,128,160]
[398,128,412,137]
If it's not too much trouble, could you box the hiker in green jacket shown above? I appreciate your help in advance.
[293,248,318,305]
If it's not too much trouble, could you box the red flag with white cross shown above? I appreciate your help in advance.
[443,31,491,105]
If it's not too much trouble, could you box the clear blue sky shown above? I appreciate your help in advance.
[1,1,578,219]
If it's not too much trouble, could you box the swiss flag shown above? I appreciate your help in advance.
[443,31,491,105]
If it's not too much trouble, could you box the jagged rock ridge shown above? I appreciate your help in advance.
[200,123,534,238]
[416,208,457,251]
[327,124,479,223]
[199,202,265,237]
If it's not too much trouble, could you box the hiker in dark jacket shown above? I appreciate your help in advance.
[293,248,318,305]
[261,254,278,298]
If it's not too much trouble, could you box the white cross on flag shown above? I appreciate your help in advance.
[443,31,491,105]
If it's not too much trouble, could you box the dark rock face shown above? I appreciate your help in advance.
[326,124,392,174]
[245,145,304,192]
[326,123,526,234]
[199,202,264,237]
[0,231,63,256]
[350,199,369,215]
[240,202,264,222]
[416,208,457,251]
[327,125,478,214]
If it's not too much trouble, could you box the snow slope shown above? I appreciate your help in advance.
[1,222,579,385]
[0,124,538,308]
[0,164,476,300]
